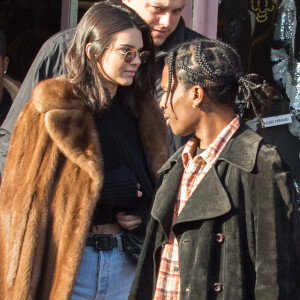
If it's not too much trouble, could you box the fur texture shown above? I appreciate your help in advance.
[0,77,168,300]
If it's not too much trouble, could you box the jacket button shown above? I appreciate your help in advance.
[213,283,223,293]
[216,233,225,243]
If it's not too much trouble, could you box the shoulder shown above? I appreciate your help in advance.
[31,76,82,114]
[256,142,290,174]
[40,27,76,51]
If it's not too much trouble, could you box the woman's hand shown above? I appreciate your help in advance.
[116,183,143,230]
[116,212,142,230]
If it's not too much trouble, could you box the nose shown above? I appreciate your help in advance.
[160,93,167,110]
[131,53,142,65]
[159,12,172,28]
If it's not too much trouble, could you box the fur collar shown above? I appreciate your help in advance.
[31,76,168,183]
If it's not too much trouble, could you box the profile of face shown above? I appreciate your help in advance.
[160,64,202,136]
[86,27,144,96]
[123,0,186,47]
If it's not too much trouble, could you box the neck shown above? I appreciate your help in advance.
[195,105,235,149]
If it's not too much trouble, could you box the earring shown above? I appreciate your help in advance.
[4,70,7,74]
[192,104,196,108]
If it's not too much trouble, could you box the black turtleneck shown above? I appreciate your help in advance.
[92,91,154,230]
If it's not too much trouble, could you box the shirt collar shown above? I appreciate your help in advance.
[182,115,241,168]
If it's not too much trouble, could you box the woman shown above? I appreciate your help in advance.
[129,39,300,299]
[0,2,168,300]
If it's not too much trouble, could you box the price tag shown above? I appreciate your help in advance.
[262,114,292,128]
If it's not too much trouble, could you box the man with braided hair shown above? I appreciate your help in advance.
[129,39,300,300]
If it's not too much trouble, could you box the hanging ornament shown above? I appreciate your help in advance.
[250,0,275,23]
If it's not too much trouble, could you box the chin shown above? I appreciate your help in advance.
[121,79,134,86]
[172,127,193,137]
[153,37,167,47]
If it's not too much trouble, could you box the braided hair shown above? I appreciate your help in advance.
[164,39,269,122]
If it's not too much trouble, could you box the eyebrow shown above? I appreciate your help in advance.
[152,3,185,10]
[117,43,143,50]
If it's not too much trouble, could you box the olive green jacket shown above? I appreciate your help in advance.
[129,123,300,300]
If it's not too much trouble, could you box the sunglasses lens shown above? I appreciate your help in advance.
[140,51,150,63]
[124,51,136,63]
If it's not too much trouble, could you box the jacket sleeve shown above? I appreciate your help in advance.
[253,144,300,299]
[0,28,75,175]
[0,101,52,298]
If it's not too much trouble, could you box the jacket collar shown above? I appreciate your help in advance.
[152,122,262,232]
[158,122,262,175]
[31,76,169,184]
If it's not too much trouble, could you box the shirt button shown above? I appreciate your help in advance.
[182,239,190,244]
[213,283,223,293]
[216,233,225,243]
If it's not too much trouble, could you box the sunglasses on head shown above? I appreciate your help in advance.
[105,47,150,64]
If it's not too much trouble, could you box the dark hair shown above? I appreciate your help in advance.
[164,39,269,120]
[65,1,155,115]
[0,30,6,58]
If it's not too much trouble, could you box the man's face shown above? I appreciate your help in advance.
[123,0,186,47]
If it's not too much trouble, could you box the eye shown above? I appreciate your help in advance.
[151,6,164,13]
[173,8,183,13]
[121,48,130,54]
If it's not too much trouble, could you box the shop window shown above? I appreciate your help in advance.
[0,0,61,82]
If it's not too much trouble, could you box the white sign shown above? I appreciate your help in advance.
[262,114,292,128]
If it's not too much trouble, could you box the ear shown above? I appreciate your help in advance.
[3,56,9,73]
[191,85,204,107]
[85,42,92,59]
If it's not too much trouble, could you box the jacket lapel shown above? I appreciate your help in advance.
[152,123,263,229]
[151,151,184,237]
[44,107,104,183]
[174,166,231,225]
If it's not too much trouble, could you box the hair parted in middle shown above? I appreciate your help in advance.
[164,38,269,120]
[65,1,155,116]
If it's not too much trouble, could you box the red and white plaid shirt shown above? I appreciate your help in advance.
[154,115,240,300]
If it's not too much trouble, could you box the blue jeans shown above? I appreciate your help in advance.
[71,234,136,300]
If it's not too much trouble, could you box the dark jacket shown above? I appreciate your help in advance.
[0,76,168,299]
[0,19,204,173]
[129,123,300,300]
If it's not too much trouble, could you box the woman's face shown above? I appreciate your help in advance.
[97,27,144,96]
[160,64,200,136]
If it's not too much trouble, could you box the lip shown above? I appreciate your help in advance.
[152,29,169,36]
[163,114,170,126]
[124,70,137,77]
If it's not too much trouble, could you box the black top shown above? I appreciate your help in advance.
[0,89,12,126]
[92,91,154,230]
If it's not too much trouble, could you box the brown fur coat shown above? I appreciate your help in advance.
[0,76,168,300]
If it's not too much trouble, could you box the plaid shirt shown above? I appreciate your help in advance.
[153,115,240,300]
